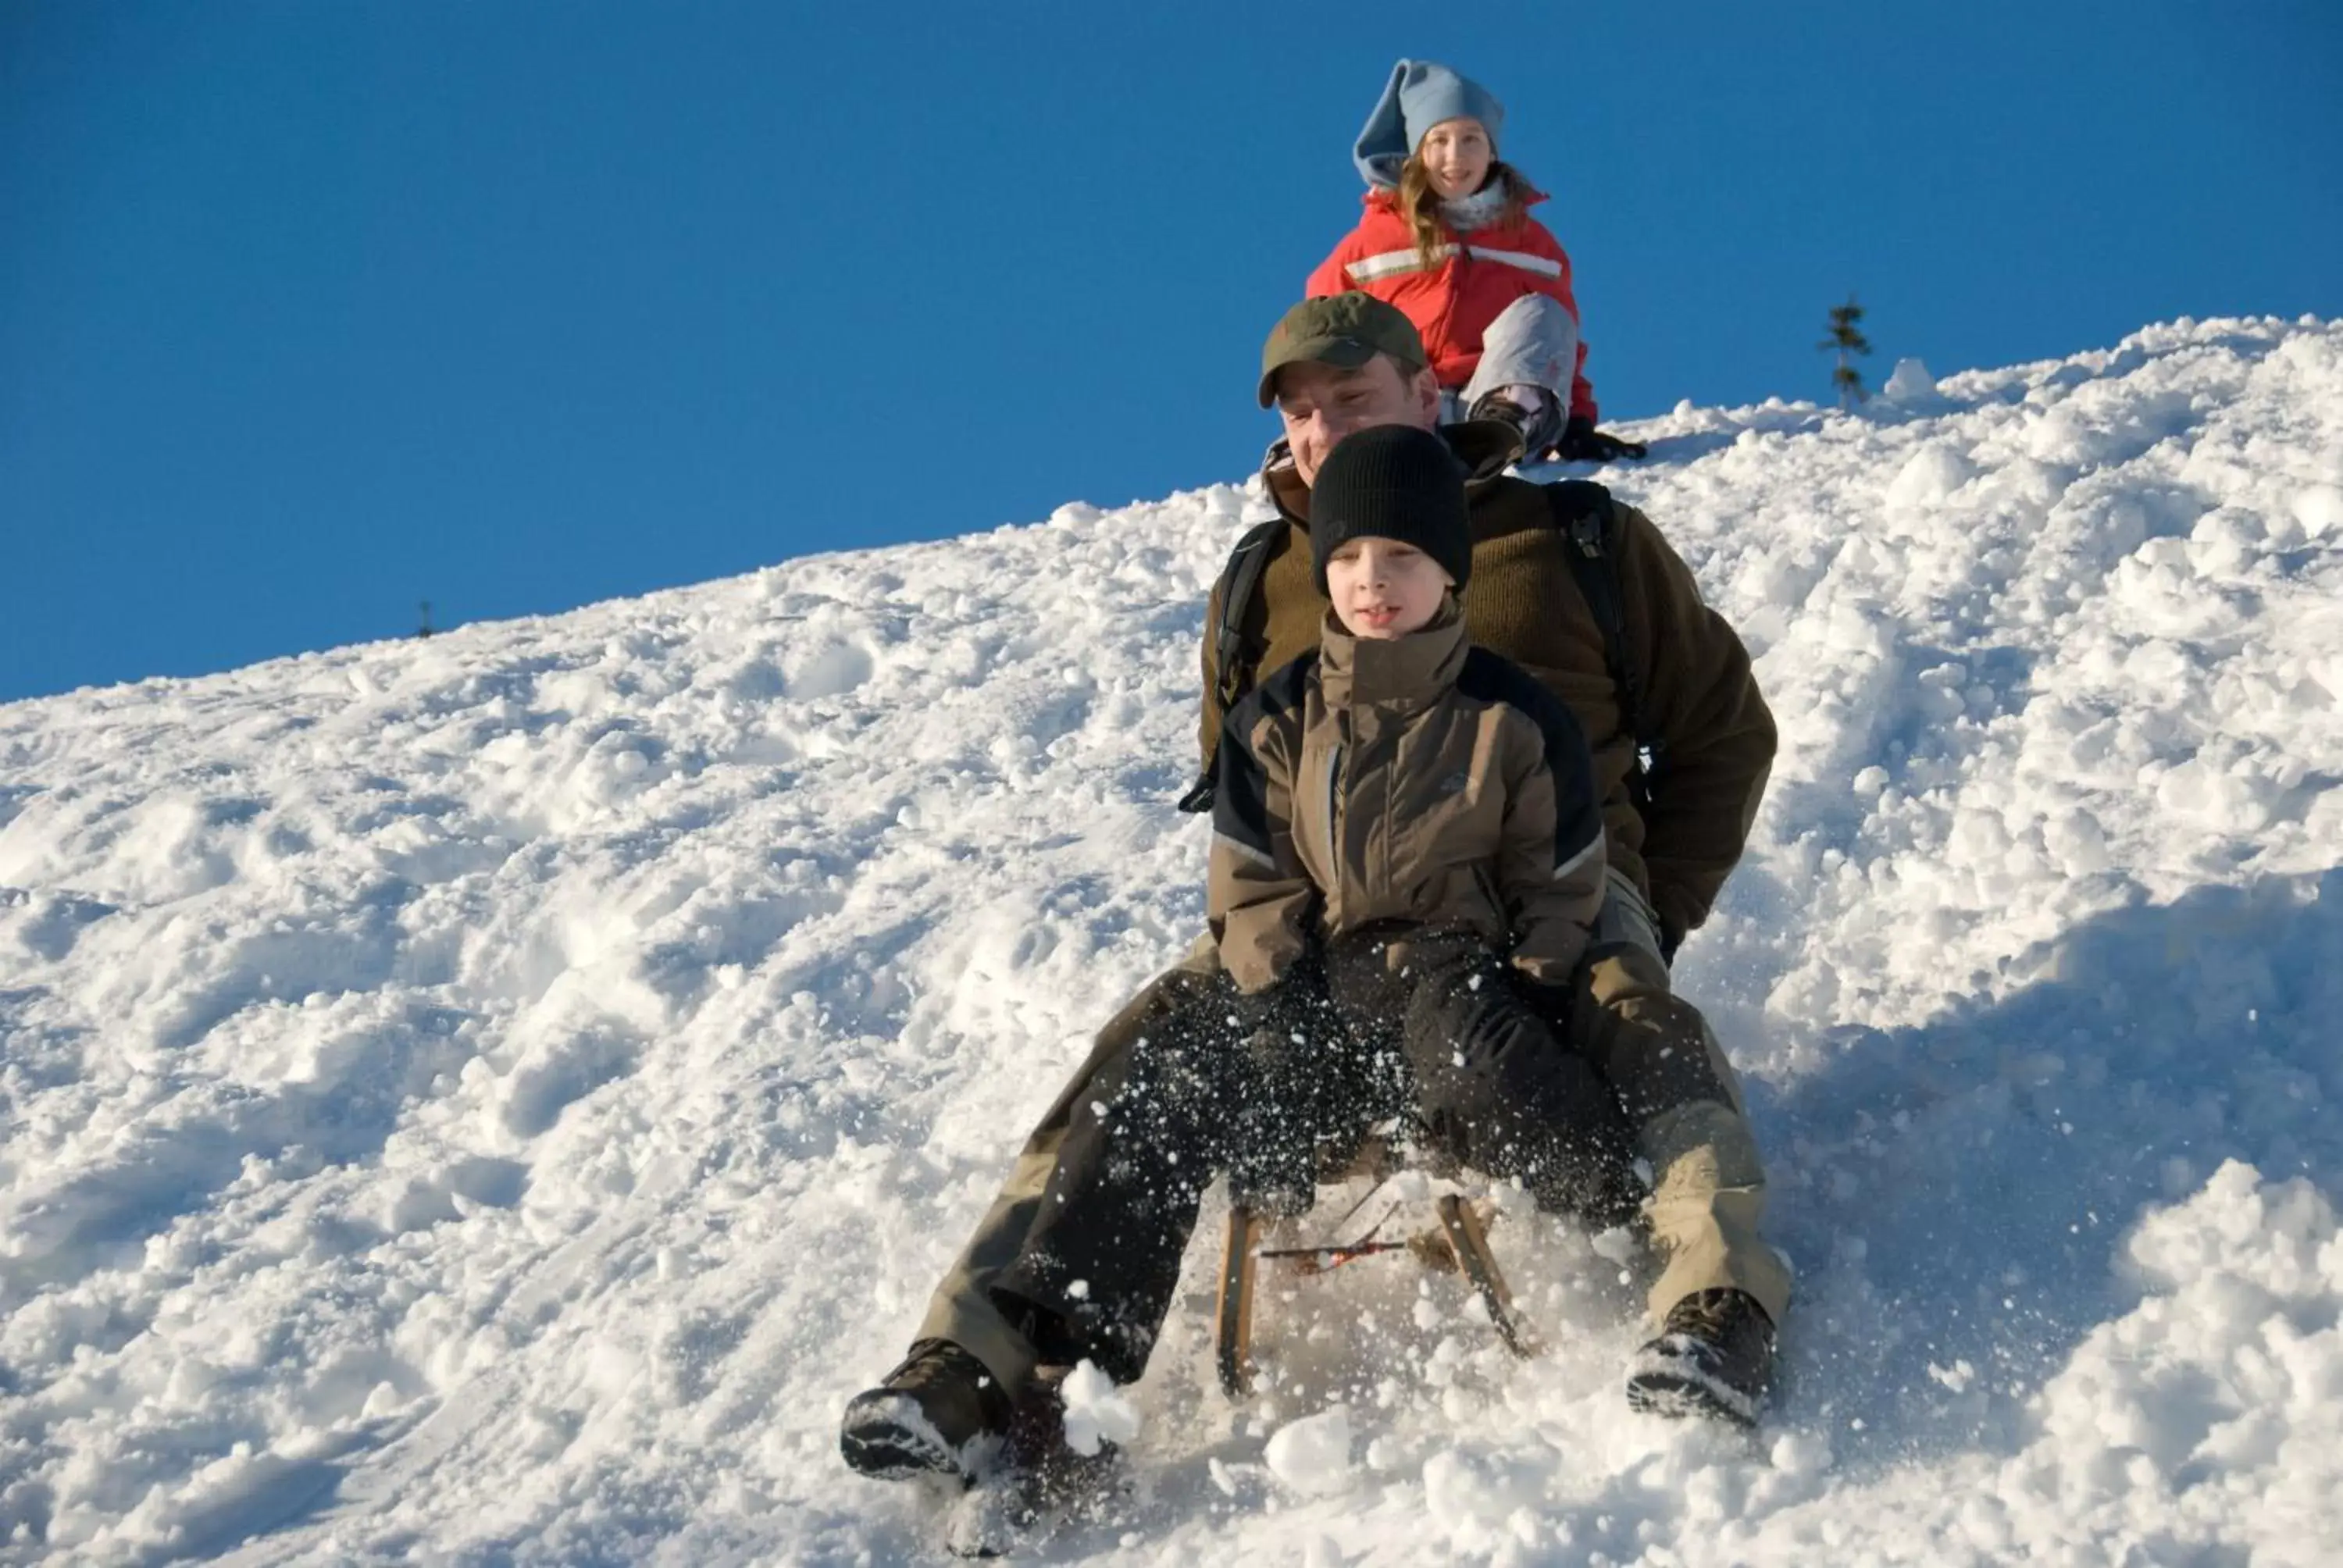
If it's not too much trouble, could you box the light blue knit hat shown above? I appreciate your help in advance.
[1351,59,1506,190]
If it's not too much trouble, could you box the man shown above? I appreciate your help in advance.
[840,295,1787,1483]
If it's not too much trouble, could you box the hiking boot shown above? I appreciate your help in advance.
[1625,1288,1774,1427]
[1469,387,1563,463]
[840,1338,1013,1481]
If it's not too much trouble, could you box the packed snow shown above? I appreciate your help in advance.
[2,315,2340,1564]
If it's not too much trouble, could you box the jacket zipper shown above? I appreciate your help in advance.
[1320,739,1344,906]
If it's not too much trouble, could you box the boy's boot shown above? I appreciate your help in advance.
[840,1338,1013,1481]
[1625,1288,1775,1427]
[1469,386,1563,462]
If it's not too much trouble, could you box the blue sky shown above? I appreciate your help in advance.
[5,2,2338,704]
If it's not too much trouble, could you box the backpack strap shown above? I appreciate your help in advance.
[1545,480,1663,810]
[1177,518,1286,814]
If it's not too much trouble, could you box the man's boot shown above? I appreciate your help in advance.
[1625,1288,1775,1427]
[840,1338,1012,1481]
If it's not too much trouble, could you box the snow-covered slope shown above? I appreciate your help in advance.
[4,316,2341,1565]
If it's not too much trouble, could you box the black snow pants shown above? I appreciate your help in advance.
[992,924,1640,1384]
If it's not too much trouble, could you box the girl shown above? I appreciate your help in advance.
[1307,59,1644,464]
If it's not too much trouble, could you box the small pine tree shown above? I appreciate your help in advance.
[415,600,435,639]
[1819,297,1873,409]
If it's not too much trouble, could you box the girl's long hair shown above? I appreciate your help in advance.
[1397,154,1532,272]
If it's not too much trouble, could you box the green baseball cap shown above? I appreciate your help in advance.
[1257,293,1430,407]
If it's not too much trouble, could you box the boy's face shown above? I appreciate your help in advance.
[1325,536,1451,640]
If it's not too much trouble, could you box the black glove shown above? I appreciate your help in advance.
[1554,415,1649,463]
[1221,976,1326,1216]
[1517,975,1581,1039]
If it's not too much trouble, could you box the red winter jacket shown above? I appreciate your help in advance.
[1306,187,1596,425]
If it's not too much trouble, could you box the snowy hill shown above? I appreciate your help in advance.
[3,315,2341,1565]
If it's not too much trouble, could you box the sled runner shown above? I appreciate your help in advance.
[1214,1203,1264,1398]
[1433,1192,1535,1358]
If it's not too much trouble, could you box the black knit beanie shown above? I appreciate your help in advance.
[1309,424,1472,597]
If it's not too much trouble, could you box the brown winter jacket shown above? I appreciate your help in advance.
[1200,423,1774,946]
[1208,605,1608,996]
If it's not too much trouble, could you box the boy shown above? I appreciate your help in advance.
[982,425,1640,1389]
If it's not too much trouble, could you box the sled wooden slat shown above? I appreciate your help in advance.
[1435,1195,1536,1358]
[1215,1205,1261,1398]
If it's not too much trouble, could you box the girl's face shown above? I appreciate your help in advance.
[1326,536,1452,640]
[1418,117,1494,201]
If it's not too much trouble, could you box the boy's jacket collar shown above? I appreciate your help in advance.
[1318,602,1468,711]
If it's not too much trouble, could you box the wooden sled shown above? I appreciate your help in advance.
[1214,1149,1539,1399]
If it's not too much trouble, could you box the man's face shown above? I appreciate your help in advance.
[1273,356,1441,486]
